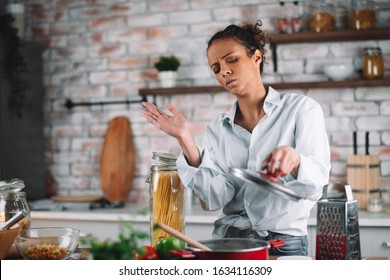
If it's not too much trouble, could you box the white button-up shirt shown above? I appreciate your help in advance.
[177,87,331,238]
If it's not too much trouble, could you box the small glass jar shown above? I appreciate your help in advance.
[349,0,376,30]
[148,152,185,246]
[367,197,383,213]
[0,179,31,229]
[309,2,335,33]
[363,47,384,79]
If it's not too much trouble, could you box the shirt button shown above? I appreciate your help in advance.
[248,234,255,239]
[246,203,250,207]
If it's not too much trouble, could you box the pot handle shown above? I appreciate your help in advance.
[169,250,196,259]
[269,239,285,249]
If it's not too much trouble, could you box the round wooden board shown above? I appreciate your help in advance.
[100,116,135,202]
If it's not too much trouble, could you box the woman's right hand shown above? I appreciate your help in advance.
[141,101,189,139]
[142,101,201,167]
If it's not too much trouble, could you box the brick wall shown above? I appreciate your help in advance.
[15,0,390,203]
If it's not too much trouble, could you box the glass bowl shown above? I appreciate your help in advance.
[15,227,80,260]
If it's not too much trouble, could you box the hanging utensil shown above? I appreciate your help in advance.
[154,222,212,252]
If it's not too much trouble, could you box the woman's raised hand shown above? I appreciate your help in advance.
[141,101,189,139]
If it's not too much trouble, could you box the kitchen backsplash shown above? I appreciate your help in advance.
[10,0,390,204]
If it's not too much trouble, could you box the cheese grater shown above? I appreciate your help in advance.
[315,183,361,260]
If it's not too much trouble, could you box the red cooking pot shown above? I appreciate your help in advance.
[170,238,285,260]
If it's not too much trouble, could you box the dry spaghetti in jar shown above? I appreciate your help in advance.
[148,152,185,246]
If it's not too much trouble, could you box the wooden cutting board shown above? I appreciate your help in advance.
[100,116,135,202]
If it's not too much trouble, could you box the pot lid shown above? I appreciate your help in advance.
[0,178,25,193]
[229,167,303,202]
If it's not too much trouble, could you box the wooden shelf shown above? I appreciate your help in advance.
[139,78,390,96]
[270,27,390,44]
[269,27,390,72]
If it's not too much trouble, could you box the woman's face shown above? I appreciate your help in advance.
[207,38,262,96]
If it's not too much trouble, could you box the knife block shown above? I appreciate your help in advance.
[347,155,380,210]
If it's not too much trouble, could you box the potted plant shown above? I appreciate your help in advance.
[154,55,180,88]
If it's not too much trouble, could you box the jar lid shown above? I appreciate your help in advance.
[0,178,25,193]
[152,152,177,165]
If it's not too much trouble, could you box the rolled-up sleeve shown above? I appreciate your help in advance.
[176,127,236,211]
[294,101,331,197]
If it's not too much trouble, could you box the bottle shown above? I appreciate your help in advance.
[363,47,384,79]
[147,152,185,246]
[349,0,376,30]
[0,179,31,229]
[367,197,383,213]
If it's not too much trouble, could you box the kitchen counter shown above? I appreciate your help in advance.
[28,201,390,258]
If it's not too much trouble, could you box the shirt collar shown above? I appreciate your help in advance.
[220,86,283,125]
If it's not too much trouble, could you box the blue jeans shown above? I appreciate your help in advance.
[224,227,308,256]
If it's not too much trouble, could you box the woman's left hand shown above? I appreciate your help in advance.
[261,146,300,178]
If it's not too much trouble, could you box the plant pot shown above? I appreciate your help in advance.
[158,71,177,88]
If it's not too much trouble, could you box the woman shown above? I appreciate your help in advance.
[142,20,331,256]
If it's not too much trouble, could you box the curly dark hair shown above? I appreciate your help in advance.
[207,20,271,74]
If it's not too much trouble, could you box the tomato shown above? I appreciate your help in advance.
[134,246,159,260]
[155,237,185,260]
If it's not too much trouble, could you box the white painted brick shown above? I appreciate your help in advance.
[72,58,107,72]
[325,117,353,132]
[107,28,147,43]
[191,0,234,9]
[356,117,390,131]
[277,60,304,75]
[382,132,390,145]
[51,72,89,86]
[89,71,128,85]
[50,164,70,176]
[381,161,390,176]
[212,6,256,22]
[169,10,212,24]
[126,13,168,28]
[71,163,99,176]
[149,0,190,12]
[380,101,390,115]
[355,87,390,101]
[190,22,229,37]
[330,161,346,176]
[51,46,88,60]
[307,88,354,103]
[331,102,379,116]
[128,40,169,55]
[279,44,328,60]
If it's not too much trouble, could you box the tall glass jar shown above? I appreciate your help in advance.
[363,47,384,79]
[0,179,31,229]
[349,0,376,30]
[308,2,335,32]
[148,152,184,246]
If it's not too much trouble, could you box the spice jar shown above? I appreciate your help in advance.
[0,179,31,229]
[349,0,376,30]
[367,197,383,213]
[148,152,185,246]
[363,47,384,79]
[309,2,335,33]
